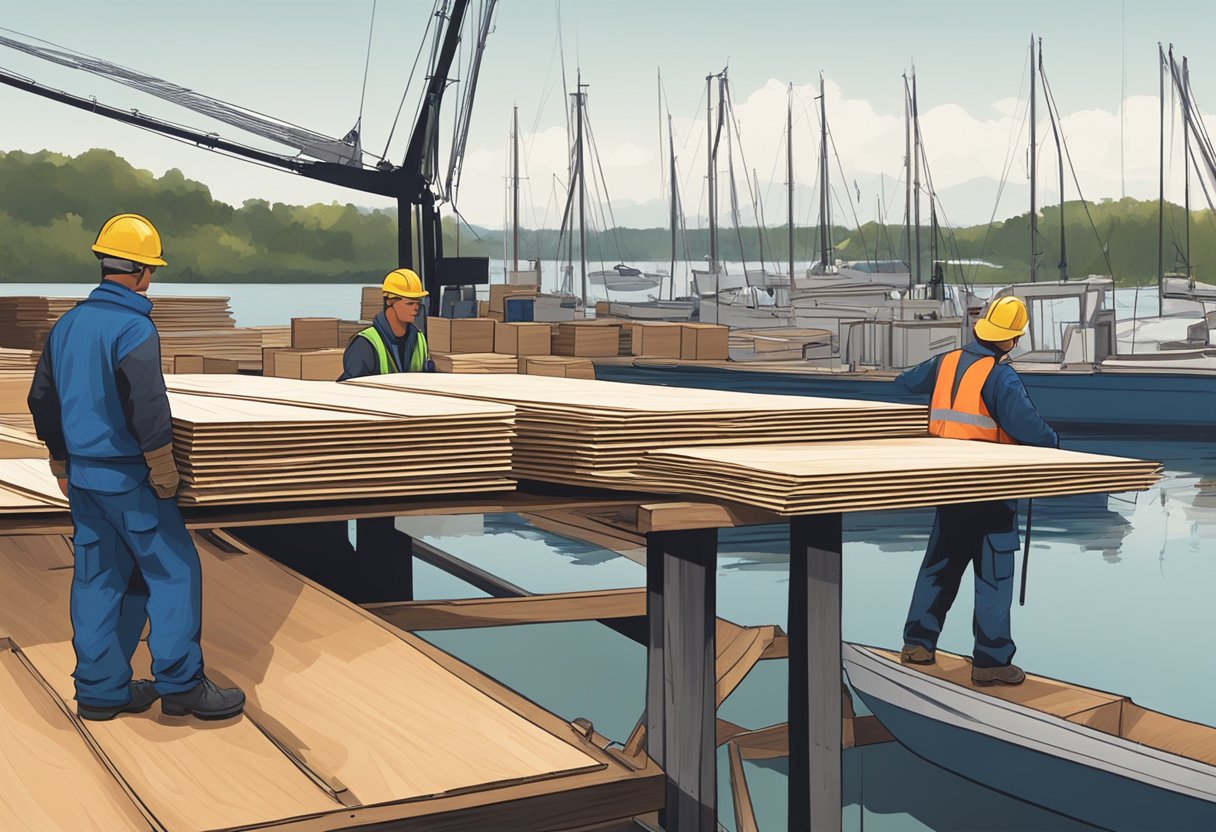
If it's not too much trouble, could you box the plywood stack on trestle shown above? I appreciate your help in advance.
[635,439,1163,514]
[432,352,519,373]
[348,374,928,487]
[162,375,516,504]
[0,458,67,513]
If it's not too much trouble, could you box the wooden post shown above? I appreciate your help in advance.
[789,513,843,832]
[354,517,414,603]
[645,528,717,832]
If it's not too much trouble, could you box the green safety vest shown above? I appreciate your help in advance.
[355,326,429,373]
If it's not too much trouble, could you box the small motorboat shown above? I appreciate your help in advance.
[844,643,1216,831]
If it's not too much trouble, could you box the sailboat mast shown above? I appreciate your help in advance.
[1183,55,1192,281]
[706,73,717,275]
[1041,40,1067,281]
[787,83,795,293]
[904,74,913,290]
[669,113,678,301]
[912,71,922,285]
[819,74,829,272]
[512,104,520,273]
[1158,45,1166,299]
[576,71,587,306]
[1029,35,1038,283]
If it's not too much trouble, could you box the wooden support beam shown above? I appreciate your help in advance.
[789,513,844,832]
[636,501,779,534]
[727,741,760,832]
[645,528,717,832]
[365,588,646,631]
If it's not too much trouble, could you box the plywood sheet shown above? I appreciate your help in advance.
[0,535,341,830]
[193,533,602,805]
[0,458,69,512]
[0,645,152,831]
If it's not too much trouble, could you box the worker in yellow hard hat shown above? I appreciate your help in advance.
[339,268,433,380]
[893,293,1058,687]
[27,213,245,722]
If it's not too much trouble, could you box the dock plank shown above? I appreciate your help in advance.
[0,642,153,832]
[0,535,343,831]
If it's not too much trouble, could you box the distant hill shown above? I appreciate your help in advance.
[0,148,1208,284]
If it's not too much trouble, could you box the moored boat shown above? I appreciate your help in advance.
[844,643,1216,832]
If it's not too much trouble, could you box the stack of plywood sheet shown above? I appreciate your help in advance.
[0,458,67,513]
[291,317,340,348]
[148,295,237,331]
[255,325,292,348]
[0,297,77,349]
[0,370,34,434]
[0,347,40,370]
[635,439,1162,514]
[432,352,519,374]
[429,318,496,353]
[161,376,516,504]
[361,285,381,320]
[348,374,927,486]
[518,355,596,379]
[159,328,263,371]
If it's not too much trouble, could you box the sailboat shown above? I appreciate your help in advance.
[555,71,660,303]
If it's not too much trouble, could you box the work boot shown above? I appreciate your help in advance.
[161,676,246,720]
[971,663,1027,686]
[77,680,160,721]
[900,644,936,665]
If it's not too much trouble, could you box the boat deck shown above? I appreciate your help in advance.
[0,531,661,831]
[874,647,1216,767]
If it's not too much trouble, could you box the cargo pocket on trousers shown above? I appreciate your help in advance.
[979,530,1020,589]
[72,527,102,583]
[123,507,160,553]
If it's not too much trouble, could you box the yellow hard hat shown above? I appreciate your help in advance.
[91,213,168,267]
[381,268,428,298]
[974,295,1029,341]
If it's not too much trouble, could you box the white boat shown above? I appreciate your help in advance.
[844,643,1216,831]
[588,263,662,293]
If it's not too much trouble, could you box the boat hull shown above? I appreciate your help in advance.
[844,646,1216,832]
[593,363,1216,431]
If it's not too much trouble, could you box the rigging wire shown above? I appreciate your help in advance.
[356,0,377,130]
[380,0,442,161]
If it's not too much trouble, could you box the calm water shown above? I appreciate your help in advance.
[6,280,1207,829]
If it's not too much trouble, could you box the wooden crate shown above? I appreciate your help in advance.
[360,286,381,321]
[630,322,682,358]
[428,318,496,353]
[552,322,619,357]
[494,323,552,356]
[291,318,340,349]
[680,323,730,360]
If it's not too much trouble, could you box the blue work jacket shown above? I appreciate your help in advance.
[896,341,1060,449]
[28,281,173,493]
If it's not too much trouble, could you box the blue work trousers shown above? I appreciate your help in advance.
[902,502,1021,669]
[68,480,204,706]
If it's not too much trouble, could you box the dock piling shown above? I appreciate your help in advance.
[789,513,844,832]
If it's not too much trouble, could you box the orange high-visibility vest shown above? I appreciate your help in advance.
[929,349,1017,444]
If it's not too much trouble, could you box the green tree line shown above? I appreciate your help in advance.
[2,148,1212,285]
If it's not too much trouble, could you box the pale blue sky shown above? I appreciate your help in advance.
[2,1,1213,227]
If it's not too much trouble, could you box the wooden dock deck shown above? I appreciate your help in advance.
[0,531,662,831]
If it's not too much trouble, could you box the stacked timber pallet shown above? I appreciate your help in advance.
[634,439,1163,515]
[162,375,516,504]
[159,329,263,372]
[348,374,927,487]
[147,296,236,331]
[432,353,519,374]
[360,285,381,321]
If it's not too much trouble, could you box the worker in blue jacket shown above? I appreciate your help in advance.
[27,214,245,721]
[897,296,1058,686]
[339,268,434,380]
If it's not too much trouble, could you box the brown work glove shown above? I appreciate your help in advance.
[144,443,180,499]
[48,456,68,497]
